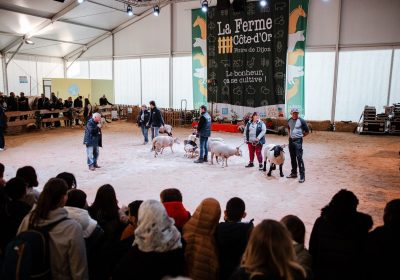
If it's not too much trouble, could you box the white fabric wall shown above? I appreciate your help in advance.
[335,50,392,121]
[141,57,170,108]
[7,55,37,95]
[173,56,193,110]
[36,57,64,94]
[304,51,335,120]
[67,60,89,79]
[0,57,4,93]
[389,49,400,105]
[89,60,112,80]
[114,59,141,105]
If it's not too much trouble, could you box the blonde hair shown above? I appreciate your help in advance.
[241,220,306,280]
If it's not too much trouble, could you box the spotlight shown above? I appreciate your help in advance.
[77,0,84,4]
[127,5,133,16]
[201,0,208,12]
[153,5,160,16]
[260,0,267,7]
[24,39,34,45]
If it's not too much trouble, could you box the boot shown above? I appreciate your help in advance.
[258,163,263,170]
[203,156,208,163]
[194,158,204,163]
[299,175,305,183]
[89,165,95,171]
[245,163,254,168]
[286,173,297,179]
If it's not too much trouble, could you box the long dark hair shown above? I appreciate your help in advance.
[84,98,91,107]
[16,166,38,188]
[321,189,359,224]
[56,172,77,190]
[29,178,68,226]
[89,184,119,221]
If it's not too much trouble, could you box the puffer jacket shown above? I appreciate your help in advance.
[183,198,221,280]
[18,207,88,280]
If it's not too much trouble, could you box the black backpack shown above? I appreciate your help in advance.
[2,217,68,280]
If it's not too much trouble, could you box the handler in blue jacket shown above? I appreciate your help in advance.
[83,113,102,171]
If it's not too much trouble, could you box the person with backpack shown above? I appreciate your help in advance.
[244,112,266,170]
[12,178,88,280]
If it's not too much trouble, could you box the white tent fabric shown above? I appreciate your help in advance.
[389,50,400,105]
[114,59,141,105]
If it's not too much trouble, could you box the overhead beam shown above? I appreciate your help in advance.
[34,37,87,46]
[87,0,126,13]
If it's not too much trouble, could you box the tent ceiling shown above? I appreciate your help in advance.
[0,0,151,58]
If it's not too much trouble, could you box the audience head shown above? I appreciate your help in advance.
[56,172,77,190]
[134,200,181,253]
[141,104,147,110]
[200,105,207,113]
[184,198,221,235]
[20,92,25,98]
[66,189,87,209]
[68,97,72,101]
[16,166,38,189]
[160,188,183,203]
[149,100,156,108]
[30,178,68,226]
[4,177,27,201]
[241,219,305,280]
[0,162,4,177]
[280,215,306,245]
[10,92,15,97]
[90,184,119,220]
[383,199,400,230]
[225,197,246,222]
[323,189,359,219]
[128,200,143,220]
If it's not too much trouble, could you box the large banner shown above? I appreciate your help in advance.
[286,0,309,117]
[192,9,208,109]
[207,0,289,108]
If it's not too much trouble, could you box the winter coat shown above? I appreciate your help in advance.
[309,210,373,280]
[99,97,112,106]
[83,118,102,147]
[183,198,221,280]
[74,98,83,108]
[18,97,30,111]
[216,221,254,280]
[163,201,191,231]
[148,107,164,128]
[18,207,89,280]
[21,187,40,207]
[197,112,212,137]
[137,109,150,127]
[364,225,400,280]
[64,206,98,238]
[38,97,50,110]
[113,245,185,280]
[6,97,18,111]
[294,243,312,279]
[230,267,306,280]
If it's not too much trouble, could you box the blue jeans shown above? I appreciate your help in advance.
[151,126,160,139]
[199,136,208,159]
[86,145,99,166]
[141,126,149,143]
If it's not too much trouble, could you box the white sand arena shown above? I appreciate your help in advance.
[2,122,399,241]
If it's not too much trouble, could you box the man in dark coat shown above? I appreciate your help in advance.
[83,113,102,171]
[38,94,51,128]
[194,105,211,163]
[364,199,400,280]
[147,100,164,140]
[99,95,113,106]
[0,102,6,151]
[74,96,83,126]
[63,97,73,127]
[6,92,18,121]
[18,92,30,120]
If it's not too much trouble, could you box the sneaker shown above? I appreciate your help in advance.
[89,166,95,171]
[94,164,101,168]
[245,163,254,168]
[299,176,305,183]
[259,163,263,170]
[0,148,4,151]
[286,173,297,179]
[194,158,204,163]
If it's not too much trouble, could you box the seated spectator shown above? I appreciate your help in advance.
[99,95,113,106]
[183,198,221,280]
[120,200,143,241]
[56,172,77,190]
[231,219,306,280]
[364,199,400,280]
[0,163,5,187]
[160,188,190,231]
[88,184,126,242]
[216,197,253,280]
[309,189,373,280]
[16,166,40,207]
[0,177,31,255]
[17,178,88,279]
[281,215,312,279]
[113,200,184,280]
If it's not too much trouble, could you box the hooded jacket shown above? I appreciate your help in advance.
[18,207,89,280]
[183,198,221,280]
[163,201,191,231]
[216,221,254,280]
[64,206,98,238]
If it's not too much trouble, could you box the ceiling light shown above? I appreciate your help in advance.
[77,0,84,4]
[24,39,34,45]
[127,5,133,16]
[201,0,208,12]
[260,0,267,7]
[153,5,160,16]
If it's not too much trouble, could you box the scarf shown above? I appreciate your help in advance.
[134,200,182,253]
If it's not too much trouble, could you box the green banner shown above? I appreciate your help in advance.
[192,9,207,109]
[286,0,309,117]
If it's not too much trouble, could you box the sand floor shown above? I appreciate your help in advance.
[1,121,399,242]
